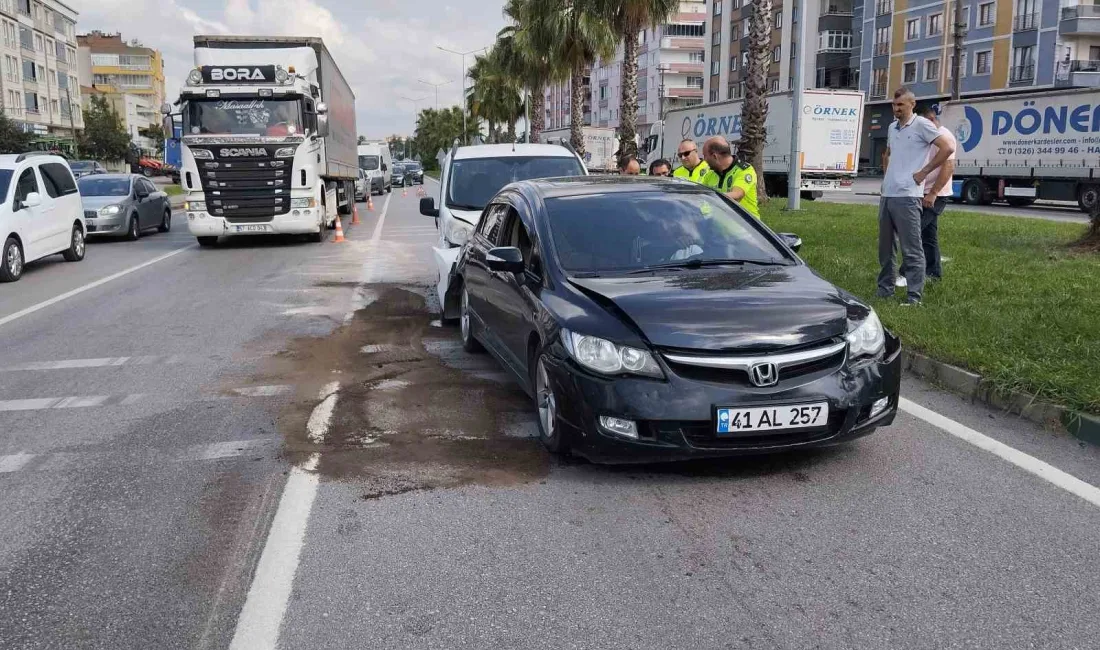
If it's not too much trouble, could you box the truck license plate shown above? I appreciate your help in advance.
[234,224,272,233]
[716,403,829,434]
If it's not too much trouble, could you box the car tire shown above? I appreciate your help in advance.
[142,167,153,177]
[385,184,391,194]
[459,285,483,354]
[197,236,218,247]
[0,236,23,282]
[533,353,567,455]
[126,215,141,241]
[62,224,85,262]
[158,209,172,233]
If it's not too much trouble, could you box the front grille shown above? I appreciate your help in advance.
[192,146,293,219]
[662,340,847,387]
[653,411,846,449]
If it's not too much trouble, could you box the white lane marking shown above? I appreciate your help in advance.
[0,397,66,411]
[231,385,293,398]
[0,245,196,330]
[0,355,189,373]
[369,191,393,243]
[900,398,1100,509]
[0,452,34,473]
[306,381,340,444]
[0,387,292,412]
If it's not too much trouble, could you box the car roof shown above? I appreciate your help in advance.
[0,153,69,168]
[512,175,711,200]
[453,143,577,161]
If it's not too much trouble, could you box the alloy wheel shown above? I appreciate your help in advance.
[536,359,556,442]
[460,287,471,342]
[73,229,85,258]
[6,242,22,278]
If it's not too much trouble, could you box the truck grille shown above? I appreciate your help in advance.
[191,146,292,219]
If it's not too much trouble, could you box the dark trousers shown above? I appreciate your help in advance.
[921,197,946,278]
[878,197,925,299]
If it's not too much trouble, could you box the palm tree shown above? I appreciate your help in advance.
[740,0,772,201]
[597,0,679,159]
[498,0,567,144]
[467,48,523,144]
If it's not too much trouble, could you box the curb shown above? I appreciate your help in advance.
[901,351,1099,447]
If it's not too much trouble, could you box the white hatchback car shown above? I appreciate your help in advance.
[419,143,588,318]
[0,153,86,282]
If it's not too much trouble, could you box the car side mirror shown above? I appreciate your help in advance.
[419,197,438,217]
[21,192,42,209]
[779,232,802,253]
[487,247,524,274]
[382,163,388,172]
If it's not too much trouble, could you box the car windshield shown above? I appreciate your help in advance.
[185,98,303,136]
[0,169,12,199]
[448,156,584,211]
[359,155,379,171]
[406,163,421,171]
[545,191,789,274]
[70,161,94,171]
[78,176,131,197]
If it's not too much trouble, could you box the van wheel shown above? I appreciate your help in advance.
[307,227,324,243]
[62,225,85,262]
[1,237,23,282]
[126,215,141,241]
[158,209,172,233]
[197,236,218,247]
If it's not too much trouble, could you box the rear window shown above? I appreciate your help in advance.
[70,161,93,170]
[40,163,78,198]
[447,156,584,212]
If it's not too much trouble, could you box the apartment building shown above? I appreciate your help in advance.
[0,0,83,144]
[543,73,592,131]
[76,31,165,149]
[704,0,858,104]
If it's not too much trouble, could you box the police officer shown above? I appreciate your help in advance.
[701,136,760,219]
[672,139,710,184]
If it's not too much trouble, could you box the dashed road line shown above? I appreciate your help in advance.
[369,191,393,243]
[0,439,275,475]
[0,355,190,373]
[0,386,294,412]
[0,452,34,473]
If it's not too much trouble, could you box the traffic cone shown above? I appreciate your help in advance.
[351,204,361,225]
[402,186,407,197]
[367,195,374,211]
[333,216,346,243]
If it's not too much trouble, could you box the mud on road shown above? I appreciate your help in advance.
[243,285,550,499]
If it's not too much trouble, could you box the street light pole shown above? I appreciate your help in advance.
[399,94,428,158]
[787,0,809,211]
[437,45,488,145]
[418,79,453,111]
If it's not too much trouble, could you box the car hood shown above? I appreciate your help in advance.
[81,196,131,211]
[568,266,854,351]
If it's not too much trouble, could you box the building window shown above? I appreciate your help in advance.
[667,23,705,37]
[713,0,721,16]
[1011,45,1034,82]
[770,77,780,92]
[903,61,917,82]
[727,84,736,99]
[712,27,721,45]
[818,31,853,53]
[709,88,719,102]
[874,26,890,56]
[24,92,38,113]
[906,18,921,41]
[924,58,940,81]
[978,1,995,26]
[772,45,781,62]
[731,0,740,7]
[34,33,42,52]
[21,58,34,81]
[775,11,782,29]
[743,21,750,38]
[975,50,991,74]
[19,25,32,51]
[928,13,943,36]
[689,51,705,63]
[742,51,749,68]
[948,52,968,78]
[687,76,704,88]
[730,55,738,71]
[711,59,720,74]
[730,20,739,36]
[876,0,893,15]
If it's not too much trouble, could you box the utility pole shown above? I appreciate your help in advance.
[951,0,965,100]
[418,79,453,111]
[65,85,78,157]
[657,63,669,122]
[437,45,488,145]
[787,0,809,210]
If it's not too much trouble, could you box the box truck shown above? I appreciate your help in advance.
[643,89,864,195]
[166,35,357,245]
[939,88,1100,212]
[539,127,618,172]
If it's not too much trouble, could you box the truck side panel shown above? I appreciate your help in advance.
[317,44,357,181]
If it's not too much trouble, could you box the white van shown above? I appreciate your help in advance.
[357,143,392,195]
[0,152,86,282]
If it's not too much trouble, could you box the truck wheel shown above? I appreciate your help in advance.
[1077,185,1099,213]
[962,179,985,206]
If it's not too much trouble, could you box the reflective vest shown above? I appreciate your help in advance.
[703,163,760,219]
[672,161,710,184]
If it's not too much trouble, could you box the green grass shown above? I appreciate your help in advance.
[760,201,1100,415]
[163,185,183,196]
[425,170,440,180]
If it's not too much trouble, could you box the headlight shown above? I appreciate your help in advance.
[275,147,296,158]
[184,200,206,211]
[560,329,663,378]
[275,68,289,83]
[847,310,885,359]
[98,204,121,216]
[188,68,203,84]
[191,149,214,160]
[447,219,474,246]
[290,198,316,208]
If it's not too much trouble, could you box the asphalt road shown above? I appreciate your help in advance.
[2,180,1099,649]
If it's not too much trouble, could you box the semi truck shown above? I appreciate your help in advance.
[165,35,357,245]
[643,89,864,196]
[939,89,1100,212]
[539,127,618,172]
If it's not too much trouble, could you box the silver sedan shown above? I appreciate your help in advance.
[79,174,173,240]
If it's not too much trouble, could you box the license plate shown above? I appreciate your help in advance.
[716,403,829,434]
[233,224,272,233]
[803,180,840,190]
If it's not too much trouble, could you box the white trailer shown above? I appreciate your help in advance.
[939,89,1100,212]
[539,127,618,172]
[643,89,864,195]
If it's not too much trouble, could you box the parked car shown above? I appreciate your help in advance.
[79,174,172,240]
[404,161,424,185]
[420,142,588,317]
[0,153,86,282]
[392,163,407,187]
[69,160,107,179]
[355,168,368,201]
[452,177,901,463]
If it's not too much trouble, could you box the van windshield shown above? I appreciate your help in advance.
[359,155,380,171]
[447,156,584,211]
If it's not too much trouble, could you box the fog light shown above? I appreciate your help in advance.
[188,213,195,221]
[292,209,300,216]
[599,416,639,440]
[303,209,311,215]
[870,397,890,418]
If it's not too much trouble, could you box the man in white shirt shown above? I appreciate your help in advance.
[878,87,955,305]
[917,104,956,281]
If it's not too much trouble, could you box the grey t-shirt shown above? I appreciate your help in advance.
[882,114,942,198]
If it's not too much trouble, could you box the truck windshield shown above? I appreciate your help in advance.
[185,99,303,136]
[359,156,379,171]
[447,156,584,211]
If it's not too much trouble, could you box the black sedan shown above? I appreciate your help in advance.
[452,177,901,463]
[404,162,424,184]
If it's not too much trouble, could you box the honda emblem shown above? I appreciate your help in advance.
[748,362,779,387]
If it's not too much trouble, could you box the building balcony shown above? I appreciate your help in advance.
[1014,13,1038,32]
[664,86,703,98]
[870,81,887,98]
[665,62,704,74]
[875,0,893,16]
[661,37,705,49]
[874,42,890,56]
[1010,64,1035,84]
[1061,5,1100,35]
[673,12,707,22]
[1055,59,1100,87]
[821,1,854,17]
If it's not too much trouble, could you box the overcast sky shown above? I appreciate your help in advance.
[70,0,508,139]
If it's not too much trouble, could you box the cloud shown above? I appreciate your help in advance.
[70,0,508,138]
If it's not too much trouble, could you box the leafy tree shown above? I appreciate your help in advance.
[78,95,130,162]
[497,0,568,143]
[740,0,773,202]
[0,110,33,154]
[412,106,479,170]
